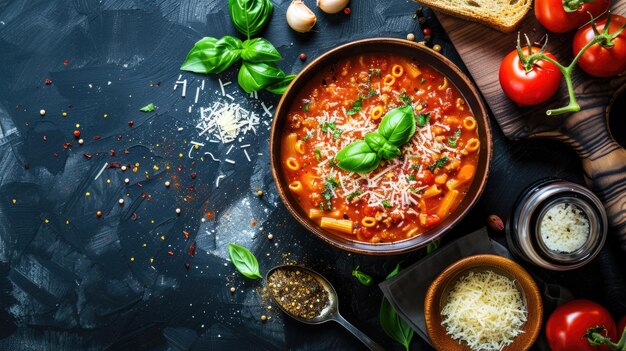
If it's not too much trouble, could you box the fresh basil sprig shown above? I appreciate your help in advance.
[336,106,416,173]
[380,264,413,351]
[181,36,243,74]
[228,0,273,38]
[241,38,281,63]
[352,266,373,286]
[228,243,263,279]
[238,61,285,93]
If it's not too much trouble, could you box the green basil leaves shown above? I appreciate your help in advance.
[228,0,273,38]
[180,0,293,94]
[336,106,416,173]
[228,243,263,279]
[380,264,413,350]
[352,266,373,286]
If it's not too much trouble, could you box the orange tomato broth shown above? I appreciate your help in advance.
[280,53,480,243]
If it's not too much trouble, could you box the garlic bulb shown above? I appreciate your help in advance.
[317,0,349,14]
[286,0,317,33]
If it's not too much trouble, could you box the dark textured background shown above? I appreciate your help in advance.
[0,0,625,350]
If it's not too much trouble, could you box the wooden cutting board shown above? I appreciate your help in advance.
[436,3,626,248]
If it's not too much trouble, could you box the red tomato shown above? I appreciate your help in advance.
[535,0,610,33]
[573,15,626,78]
[419,214,441,228]
[619,316,626,340]
[415,170,434,186]
[499,46,562,106]
[363,206,378,217]
[546,299,617,351]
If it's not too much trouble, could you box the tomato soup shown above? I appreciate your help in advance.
[280,53,480,243]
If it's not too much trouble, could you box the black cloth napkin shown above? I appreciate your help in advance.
[378,228,573,350]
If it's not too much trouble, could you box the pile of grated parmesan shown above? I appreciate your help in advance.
[539,203,589,253]
[441,271,527,351]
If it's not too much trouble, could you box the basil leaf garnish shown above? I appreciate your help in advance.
[378,105,416,147]
[241,38,282,63]
[380,264,413,351]
[379,143,401,160]
[265,74,296,94]
[238,61,285,93]
[139,103,155,112]
[180,36,242,74]
[335,140,380,173]
[364,132,386,153]
[228,0,273,38]
[352,266,373,286]
[228,243,263,279]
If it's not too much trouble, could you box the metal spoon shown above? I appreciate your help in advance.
[266,265,385,351]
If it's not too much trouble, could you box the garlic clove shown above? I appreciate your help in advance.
[317,0,349,14]
[286,0,317,33]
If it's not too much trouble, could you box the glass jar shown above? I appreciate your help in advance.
[506,178,607,271]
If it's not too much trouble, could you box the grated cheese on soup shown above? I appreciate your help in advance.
[441,271,527,351]
[539,203,589,253]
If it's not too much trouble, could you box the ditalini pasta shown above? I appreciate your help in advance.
[281,53,480,243]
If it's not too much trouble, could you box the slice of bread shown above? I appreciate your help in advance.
[414,0,531,33]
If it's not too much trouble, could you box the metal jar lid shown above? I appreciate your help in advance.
[507,179,607,271]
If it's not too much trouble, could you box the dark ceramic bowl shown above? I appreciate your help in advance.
[270,38,493,255]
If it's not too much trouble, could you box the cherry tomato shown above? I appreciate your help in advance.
[546,299,617,351]
[414,170,435,186]
[499,46,562,106]
[535,0,610,33]
[573,15,626,78]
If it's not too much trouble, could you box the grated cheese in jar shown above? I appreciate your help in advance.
[441,270,527,351]
[540,203,589,253]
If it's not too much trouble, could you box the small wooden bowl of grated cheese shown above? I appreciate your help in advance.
[424,254,543,351]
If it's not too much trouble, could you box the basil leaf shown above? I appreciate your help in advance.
[378,105,416,147]
[335,140,380,173]
[241,38,281,63]
[228,243,262,279]
[417,113,430,127]
[352,266,373,286]
[382,200,392,208]
[386,264,401,279]
[364,132,386,153]
[379,143,401,160]
[265,74,295,94]
[426,239,441,253]
[238,61,285,93]
[346,98,363,116]
[380,265,413,351]
[427,156,449,172]
[228,0,273,38]
[180,36,242,74]
[139,103,155,112]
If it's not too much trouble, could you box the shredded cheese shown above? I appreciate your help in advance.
[441,271,527,351]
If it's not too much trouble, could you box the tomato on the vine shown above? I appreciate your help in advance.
[573,14,626,78]
[546,299,617,351]
[535,0,610,33]
[499,46,562,106]
[619,316,626,339]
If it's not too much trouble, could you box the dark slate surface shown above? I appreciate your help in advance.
[0,0,624,350]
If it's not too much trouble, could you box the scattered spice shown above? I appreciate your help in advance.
[190,173,197,179]
[118,198,124,205]
[185,262,190,270]
[433,44,442,52]
[257,190,264,196]
[39,109,46,116]
[78,139,84,145]
[487,214,504,232]
[96,210,103,218]
[406,33,415,41]
[183,230,189,239]
[261,315,267,321]
[167,251,174,256]
[299,53,307,61]
[44,79,52,85]
[188,243,196,256]
[165,181,171,187]
[83,153,93,159]
[268,268,330,320]
[175,208,181,215]
[343,7,351,15]
[230,287,236,293]
[423,27,431,36]
[267,234,274,240]
[128,120,134,128]
[73,130,81,138]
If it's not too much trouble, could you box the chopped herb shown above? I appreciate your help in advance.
[329,159,338,168]
[326,177,340,187]
[370,68,381,77]
[301,102,310,111]
[411,164,420,170]
[320,177,339,211]
[410,188,419,194]
[333,129,343,139]
[400,92,412,106]
[321,121,336,133]
[420,77,427,85]
[352,266,373,286]
[427,157,449,172]
[301,131,315,141]
[448,129,462,147]
[408,174,416,181]
[417,113,430,127]
[367,89,377,98]
[140,103,155,112]
[347,190,363,201]
[426,239,441,253]
[382,200,392,208]
[319,202,325,210]
[346,98,363,116]
[315,148,322,162]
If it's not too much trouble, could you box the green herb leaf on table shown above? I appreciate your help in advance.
[335,140,380,173]
[378,105,416,147]
[426,239,441,253]
[416,113,430,127]
[352,266,373,286]
[238,61,285,93]
[241,38,281,63]
[265,74,295,94]
[180,36,243,74]
[140,103,155,112]
[427,156,449,172]
[346,98,363,116]
[380,264,413,350]
[228,243,262,279]
[227,0,273,38]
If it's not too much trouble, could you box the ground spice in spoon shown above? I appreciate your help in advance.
[268,268,329,320]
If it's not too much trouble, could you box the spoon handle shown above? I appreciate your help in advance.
[334,314,386,351]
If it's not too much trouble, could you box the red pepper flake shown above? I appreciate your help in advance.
[132,212,138,221]
[117,135,123,141]
[423,27,432,36]
[93,136,101,140]
[83,153,93,159]
[147,194,152,201]
[43,135,47,141]
[96,210,103,218]
[177,165,183,172]
[44,79,53,85]
[73,130,81,138]
[24,163,30,170]
[184,262,190,270]
[167,251,174,256]
[53,152,59,157]
[109,149,116,156]
[188,185,195,192]
[137,182,143,187]
[183,230,189,239]
[188,243,196,256]
[299,53,307,61]
[343,7,351,15]
[63,142,72,149]
[205,211,214,219]
[63,59,69,65]
[190,173,196,179]
[108,162,122,168]
[128,120,134,128]
[124,149,129,154]
[140,192,146,198]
